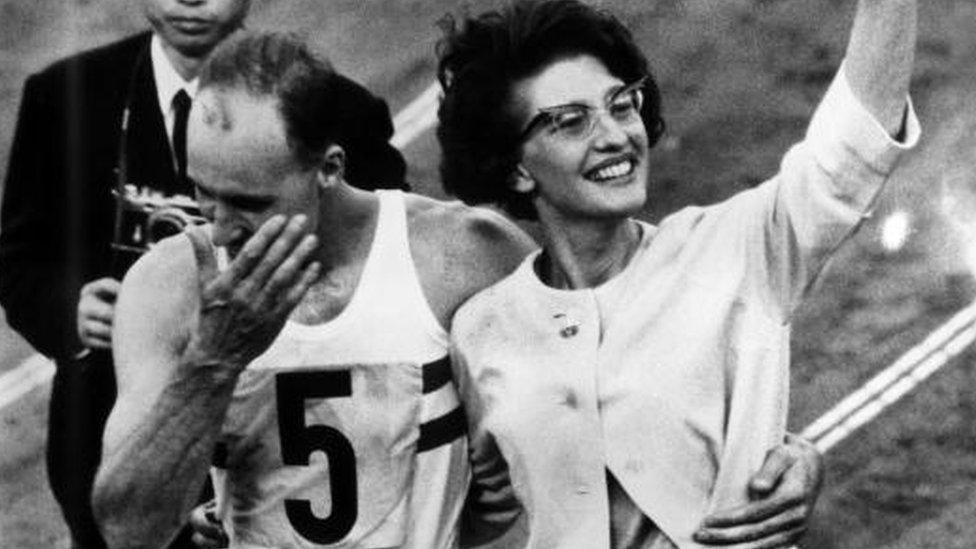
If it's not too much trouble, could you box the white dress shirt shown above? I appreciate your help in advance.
[150,34,198,153]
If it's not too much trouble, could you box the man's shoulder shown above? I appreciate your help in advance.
[400,193,536,327]
[32,31,150,84]
[122,231,198,306]
[404,194,535,258]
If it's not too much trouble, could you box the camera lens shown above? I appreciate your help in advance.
[147,208,189,243]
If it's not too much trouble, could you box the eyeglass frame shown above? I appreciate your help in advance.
[517,75,648,143]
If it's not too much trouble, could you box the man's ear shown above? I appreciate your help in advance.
[318,144,346,187]
[511,164,535,194]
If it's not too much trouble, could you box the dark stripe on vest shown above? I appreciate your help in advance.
[422,355,452,394]
[418,406,466,453]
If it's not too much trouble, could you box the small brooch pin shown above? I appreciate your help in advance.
[554,313,579,338]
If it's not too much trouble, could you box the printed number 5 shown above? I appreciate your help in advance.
[276,370,357,544]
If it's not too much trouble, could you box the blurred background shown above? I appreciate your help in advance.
[2,0,976,547]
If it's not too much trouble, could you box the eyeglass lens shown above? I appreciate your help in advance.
[522,77,646,141]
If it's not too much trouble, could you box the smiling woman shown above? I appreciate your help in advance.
[436,0,919,547]
[513,55,651,230]
[436,0,663,222]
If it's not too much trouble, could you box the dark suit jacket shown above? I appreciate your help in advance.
[0,32,167,360]
[0,32,408,362]
[0,31,182,549]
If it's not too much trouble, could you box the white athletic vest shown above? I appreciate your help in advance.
[210,191,469,548]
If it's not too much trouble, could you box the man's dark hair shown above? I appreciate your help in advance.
[200,30,406,188]
[436,0,665,219]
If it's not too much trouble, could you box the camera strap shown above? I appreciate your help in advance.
[110,43,150,275]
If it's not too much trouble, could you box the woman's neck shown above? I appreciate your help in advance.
[536,210,641,290]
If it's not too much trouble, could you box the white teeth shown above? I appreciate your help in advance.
[591,160,633,181]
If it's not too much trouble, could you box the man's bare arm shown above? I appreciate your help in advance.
[845,0,916,136]
[92,232,230,549]
[93,215,320,549]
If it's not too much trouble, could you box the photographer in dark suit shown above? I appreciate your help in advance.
[0,1,407,547]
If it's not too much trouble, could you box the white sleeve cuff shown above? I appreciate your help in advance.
[802,61,920,208]
[807,63,921,179]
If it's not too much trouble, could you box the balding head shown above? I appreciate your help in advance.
[186,84,328,257]
[197,30,408,189]
[198,31,343,170]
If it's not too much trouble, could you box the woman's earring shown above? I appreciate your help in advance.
[317,170,338,188]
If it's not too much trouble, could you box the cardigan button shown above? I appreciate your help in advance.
[560,390,579,409]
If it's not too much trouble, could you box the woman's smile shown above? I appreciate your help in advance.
[584,154,639,183]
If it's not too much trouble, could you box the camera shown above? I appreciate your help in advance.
[111,184,207,268]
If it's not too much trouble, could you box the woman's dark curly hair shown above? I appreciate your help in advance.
[436,0,665,219]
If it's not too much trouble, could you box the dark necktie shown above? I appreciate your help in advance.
[172,89,191,182]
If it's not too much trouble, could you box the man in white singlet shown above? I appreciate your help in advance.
[92,31,534,549]
[93,30,824,549]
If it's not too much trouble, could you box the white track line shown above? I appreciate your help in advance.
[802,302,976,452]
[0,81,443,413]
[0,353,54,410]
[390,81,441,150]
[802,302,976,441]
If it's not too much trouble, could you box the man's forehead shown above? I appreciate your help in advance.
[193,88,282,134]
[188,88,296,176]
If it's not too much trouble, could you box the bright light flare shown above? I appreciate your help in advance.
[942,172,976,276]
[880,210,911,252]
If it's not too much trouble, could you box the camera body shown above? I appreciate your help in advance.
[111,184,206,268]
